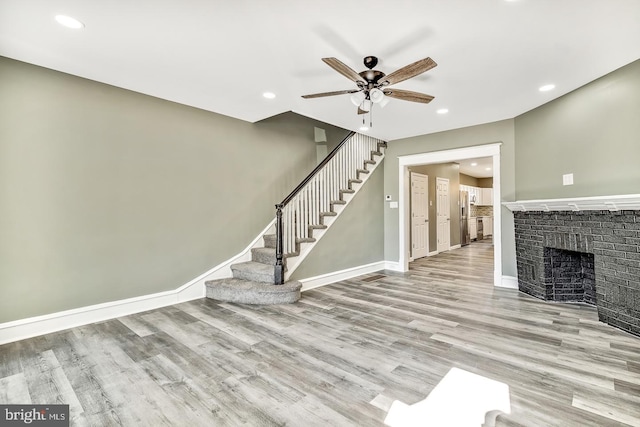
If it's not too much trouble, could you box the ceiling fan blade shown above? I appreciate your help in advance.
[301,89,360,99]
[382,57,437,86]
[383,88,434,104]
[322,57,366,84]
[357,107,367,115]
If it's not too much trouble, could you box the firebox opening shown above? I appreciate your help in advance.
[543,247,596,305]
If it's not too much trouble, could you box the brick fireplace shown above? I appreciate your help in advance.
[505,196,640,338]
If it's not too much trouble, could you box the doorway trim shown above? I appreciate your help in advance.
[398,143,502,287]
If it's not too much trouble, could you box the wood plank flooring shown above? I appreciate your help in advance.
[2,241,640,426]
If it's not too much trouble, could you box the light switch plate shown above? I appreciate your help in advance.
[563,173,574,186]
[390,201,398,209]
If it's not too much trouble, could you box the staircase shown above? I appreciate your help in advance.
[205,234,302,304]
[205,132,386,305]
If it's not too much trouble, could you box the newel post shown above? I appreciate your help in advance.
[274,204,285,285]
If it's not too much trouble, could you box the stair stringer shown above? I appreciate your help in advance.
[283,150,385,282]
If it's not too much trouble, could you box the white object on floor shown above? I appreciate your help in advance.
[384,367,511,427]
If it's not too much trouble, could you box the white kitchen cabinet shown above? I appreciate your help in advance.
[483,216,493,237]
[462,185,492,206]
[479,188,493,206]
[469,218,477,240]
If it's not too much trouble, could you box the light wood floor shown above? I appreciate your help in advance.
[2,242,640,426]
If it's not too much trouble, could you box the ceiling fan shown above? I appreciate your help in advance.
[301,55,437,116]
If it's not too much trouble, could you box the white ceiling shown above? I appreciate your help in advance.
[459,157,494,179]
[1,1,639,141]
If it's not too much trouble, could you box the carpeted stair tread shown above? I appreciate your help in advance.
[251,247,276,265]
[231,261,274,283]
[205,278,301,304]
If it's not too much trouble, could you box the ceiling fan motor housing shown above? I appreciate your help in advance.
[359,70,386,87]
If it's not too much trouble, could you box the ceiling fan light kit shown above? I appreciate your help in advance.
[369,88,385,103]
[350,91,366,106]
[302,55,437,129]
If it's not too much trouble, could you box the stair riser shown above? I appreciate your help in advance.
[205,279,301,305]
[331,204,346,216]
[206,286,300,304]
[349,182,363,191]
[231,267,274,283]
[263,234,276,249]
[322,215,337,227]
[341,193,354,203]
[311,228,327,241]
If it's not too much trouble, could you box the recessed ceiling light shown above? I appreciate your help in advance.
[262,92,276,99]
[55,15,84,29]
[471,162,478,167]
[539,84,555,92]
[359,126,369,132]
[436,108,449,114]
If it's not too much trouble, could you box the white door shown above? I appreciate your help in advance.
[436,177,450,252]
[410,172,429,259]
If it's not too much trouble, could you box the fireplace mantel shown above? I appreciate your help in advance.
[503,194,640,212]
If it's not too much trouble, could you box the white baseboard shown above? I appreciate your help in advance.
[383,261,403,272]
[428,250,438,257]
[499,275,519,289]
[299,261,387,291]
[0,287,202,345]
[449,244,462,250]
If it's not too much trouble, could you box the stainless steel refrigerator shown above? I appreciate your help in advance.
[460,191,470,246]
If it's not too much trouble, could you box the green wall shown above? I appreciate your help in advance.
[460,173,479,187]
[515,59,640,199]
[0,57,350,323]
[383,119,517,277]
